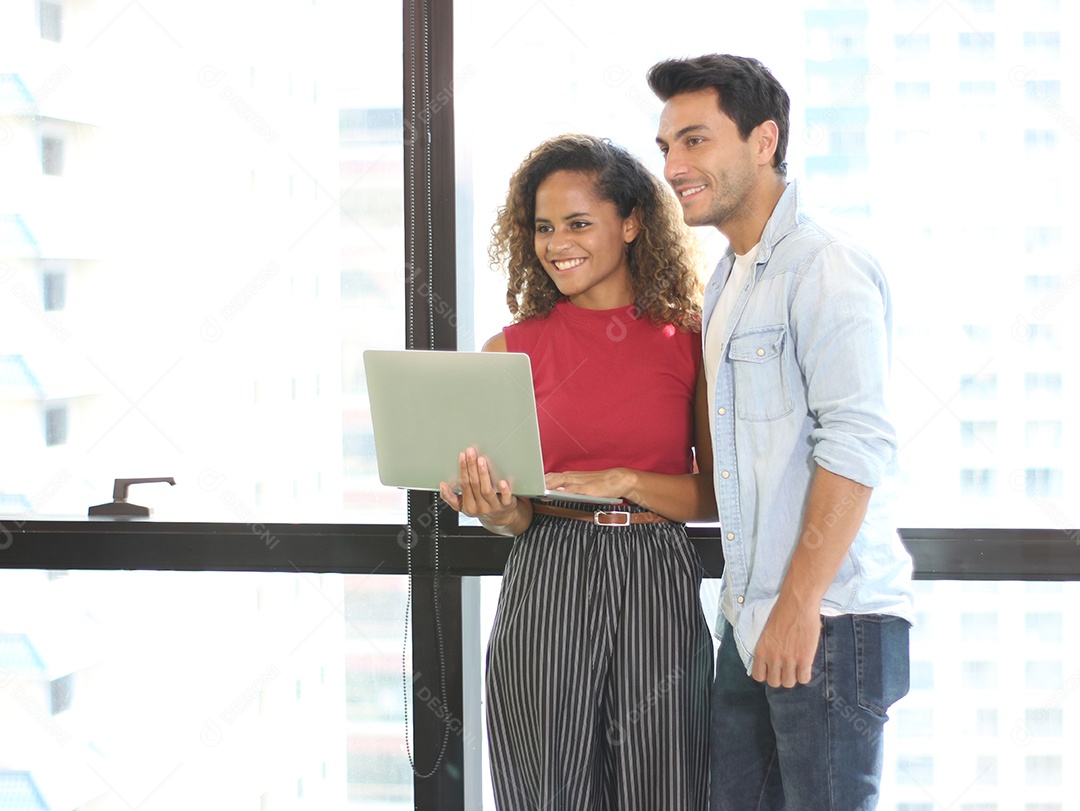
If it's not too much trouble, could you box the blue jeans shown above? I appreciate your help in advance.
[710,614,910,811]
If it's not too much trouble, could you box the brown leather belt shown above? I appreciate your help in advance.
[531,502,670,525]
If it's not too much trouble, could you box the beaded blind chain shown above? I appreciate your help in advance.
[402,0,450,781]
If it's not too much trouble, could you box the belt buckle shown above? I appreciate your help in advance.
[594,510,630,526]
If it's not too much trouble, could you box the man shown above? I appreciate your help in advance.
[648,54,915,810]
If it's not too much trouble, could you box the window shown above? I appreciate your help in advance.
[962,324,992,345]
[958,81,995,107]
[42,269,66,311]
[1025,373,1062,398]
[973,755,997,786]
[958,32,995,60]
[1023,324,1060,349]
[896,706,933,737]
[960,421,996,450]
[906,661,933,693]
[1023,32,1060,59]
[1025,226,1061,253]
[960,612,997,642]
[895,33,931,59]
[1025,660,1062,690]
[895,81,931,101]
[1025,611,1063,642]
[43,404,68,446]
[973,708,997,737]
[960,374,997,399]
[961,661,997,689]
[41,136,64,176]
[1026,756,1063,786]
[39,1,62,42]
[1025,274,1060,293]
[1025,420,1062,449]
[897,755,934,785]
[960,469,996,498]
[1025,468,1063,499]
[1025,129,1059,154]
[1024,708,1063,738]
[50,673,74,714]
[1024,80,1061,105]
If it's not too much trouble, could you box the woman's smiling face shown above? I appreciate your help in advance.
[533,169,640,310]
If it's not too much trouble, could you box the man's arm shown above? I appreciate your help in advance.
[751,462,871,688]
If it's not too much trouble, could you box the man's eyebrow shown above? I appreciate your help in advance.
[656,123,711,145]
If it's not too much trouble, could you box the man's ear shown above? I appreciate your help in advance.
[755,120,779,168]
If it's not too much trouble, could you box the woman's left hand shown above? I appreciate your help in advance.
[544,468,637,501]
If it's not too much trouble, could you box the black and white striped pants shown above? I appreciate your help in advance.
[486,506,713,810]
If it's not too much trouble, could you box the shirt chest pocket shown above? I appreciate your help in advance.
[728,326,794,422]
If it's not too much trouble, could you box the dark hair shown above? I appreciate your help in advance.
[647,54,790,175]
[490,133,701,329]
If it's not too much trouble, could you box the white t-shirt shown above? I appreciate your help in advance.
[705,243,760,423]
[704,243,760,627]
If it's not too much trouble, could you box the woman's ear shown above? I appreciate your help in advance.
[624,208,643,244]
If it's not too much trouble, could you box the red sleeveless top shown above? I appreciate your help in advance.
[503,297,701,475]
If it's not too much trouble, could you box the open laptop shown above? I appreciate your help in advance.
[363,349,621,505]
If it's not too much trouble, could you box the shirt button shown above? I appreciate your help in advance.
[717,407,726,416]
[756,348,766,356]
[737,596,745,604]
[727,532,735,540]
[721,471,730,479]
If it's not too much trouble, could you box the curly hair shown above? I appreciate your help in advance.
[489,134,702,330]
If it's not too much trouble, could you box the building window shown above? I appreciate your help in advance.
[960,469,996,498]
[961,612,998,642]
[962,324,993,345]
[895,81,931,101]
[1024,324,1060,349]
[974,755,998,786]
[960,421,997,450]
[44,404,69,446]
[1025,372,1062,399]
[41,136,65,176]
[50,674,74,714]
[1024,226,1061,254]
[1025,129,1059,154]
[958,32,995,60]
[896,706,934,737]
[1024,708,1063,738]
[1024,80,1061,105]
[910,660,934,690]
[39,1,62,42]
[958,80,995,107]
[959,373,997,399]
[897,755,934,786]
[1025,611,1063,643]
[895,33,931,59]
[973,708,998,737]
[1025,755,1063,786]
[1024,274,1060,293]
[1025,660,1062,690]
[1024,31,1060,58]
[1025,468,1063,498]
[42,270,67,311]
[962,661,997,689]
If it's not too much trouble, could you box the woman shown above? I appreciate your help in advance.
[440,134,715,810]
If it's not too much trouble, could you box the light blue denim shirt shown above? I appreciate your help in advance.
[704,180,914,671]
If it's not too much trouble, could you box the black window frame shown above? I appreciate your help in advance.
[2,3,1079,809]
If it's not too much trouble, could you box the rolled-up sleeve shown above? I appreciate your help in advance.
[792,240,897,488]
